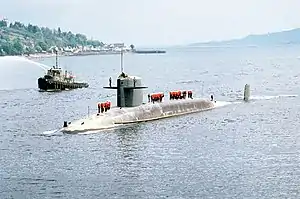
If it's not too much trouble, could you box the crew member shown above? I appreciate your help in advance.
[133,77,136,87]
[97,103,101,113]
[182,91,187,99]
[109,77,112,87]
[188,91,193,99]
[148,94,151,103]
[106,101,111,110]
[101,103,104,113]
[151,94,155,103]
[104,102,107,112]
[211,95,214,101]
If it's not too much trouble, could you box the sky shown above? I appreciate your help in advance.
[1,0,300,47]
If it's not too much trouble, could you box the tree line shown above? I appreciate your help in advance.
[0,20,104,56]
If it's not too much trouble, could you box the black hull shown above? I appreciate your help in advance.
[38,78,89,91]
[134,50,166,54]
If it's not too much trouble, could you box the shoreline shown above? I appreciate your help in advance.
[1,49,167,60]
[24,51,128,60]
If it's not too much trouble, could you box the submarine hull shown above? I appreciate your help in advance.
[38,78,89,92]
[61,98,216,134]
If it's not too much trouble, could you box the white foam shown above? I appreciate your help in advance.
[42,129,61,136]
[214,101,238,107]
[237,94,297,101]
[277,94,298,98]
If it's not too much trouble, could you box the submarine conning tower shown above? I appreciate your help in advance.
[103,72,148,107]
[103,49,148,108]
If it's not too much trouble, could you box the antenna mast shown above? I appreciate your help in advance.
[120,49,124,73]
[55,51,58,68]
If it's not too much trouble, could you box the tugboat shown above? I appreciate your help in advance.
[37,50,89,92]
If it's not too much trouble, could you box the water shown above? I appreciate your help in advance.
[1,46,300,198]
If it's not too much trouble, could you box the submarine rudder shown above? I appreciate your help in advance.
[243,84,250,102]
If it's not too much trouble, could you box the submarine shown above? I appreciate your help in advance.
[61,51,251,134]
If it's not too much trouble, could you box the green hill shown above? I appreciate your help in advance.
[0,20,103,56]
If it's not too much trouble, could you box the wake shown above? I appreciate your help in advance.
[0,56,51,71]
[236,94,298,101]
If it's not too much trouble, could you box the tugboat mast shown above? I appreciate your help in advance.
[55,49,58,69]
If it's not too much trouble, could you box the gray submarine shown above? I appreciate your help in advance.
[61,52,250,134]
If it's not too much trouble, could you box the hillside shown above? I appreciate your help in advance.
[190,28,300,47]
[0,20,103,56]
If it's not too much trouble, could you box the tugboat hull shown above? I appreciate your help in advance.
[38,77,89,92]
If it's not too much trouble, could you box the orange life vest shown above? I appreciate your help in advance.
[151,93,164,101]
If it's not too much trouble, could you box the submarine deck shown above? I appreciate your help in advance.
[62,98,217,133]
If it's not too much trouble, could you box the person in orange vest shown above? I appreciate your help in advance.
[151,93,163,103]
[103,102,107,112]
[175,91,181,100]
[106,101,111,110]
[151,94,156,103]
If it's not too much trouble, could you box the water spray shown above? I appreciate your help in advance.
[0,56,51,71]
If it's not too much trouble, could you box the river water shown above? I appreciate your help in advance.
[0,46,300,198]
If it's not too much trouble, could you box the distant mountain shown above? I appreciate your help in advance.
[190,28,300,47]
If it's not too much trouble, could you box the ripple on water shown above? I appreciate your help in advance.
[1,48,300,198]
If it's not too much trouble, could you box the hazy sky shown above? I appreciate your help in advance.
[1,0,300,46]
